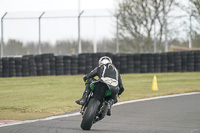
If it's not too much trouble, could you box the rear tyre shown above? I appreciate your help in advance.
[81,98,100,130]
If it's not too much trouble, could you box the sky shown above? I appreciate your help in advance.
[0,0,116,12]
[0,0,118,44]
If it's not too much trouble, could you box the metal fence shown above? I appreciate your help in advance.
[0,11,119,57]
[0,10,196,57]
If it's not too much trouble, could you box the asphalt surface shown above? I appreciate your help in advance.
[0,93,200,133]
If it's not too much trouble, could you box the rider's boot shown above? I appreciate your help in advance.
[75,84,90,105]
[107,98,117,116]
[107,99,114,116]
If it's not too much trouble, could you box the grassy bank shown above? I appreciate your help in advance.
[0,72,200,120]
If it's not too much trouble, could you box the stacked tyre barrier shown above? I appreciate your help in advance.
[49,54,56,75]
[9,57,16,77]
[71,55,78,75]
[154,53,161,73]
[35,55,43,76]
[42,54,51,76]
[181,52,187,72]
[0,58,3,77]
[2,58,9,77]
[55,56,64,75]
[22,56,29,77]
[0,51,200,78]
[78,54,86,74]
[133,54,141,73]
[113,54,120,72]
[85,53,93,74]
[15,57,22,77]
[194,51,200,72]
[63,55,71,75]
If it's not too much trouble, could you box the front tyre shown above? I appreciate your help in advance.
[81,98,100,130]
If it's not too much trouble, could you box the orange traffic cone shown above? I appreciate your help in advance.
[152,75,158,91]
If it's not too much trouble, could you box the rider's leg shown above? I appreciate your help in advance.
[75,80,91,105]
[107,88,119,116]
[107,97,117,116]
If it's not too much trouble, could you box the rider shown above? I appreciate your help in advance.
[75,56,124,116]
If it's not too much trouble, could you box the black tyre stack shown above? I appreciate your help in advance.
[63,55,71,75]
[194,51,200,72]
[140,54,148,73]
[9,57,16,77]
[55,56,64,75]
[85,54,93,73]
[71,55,78,75]
[78,54,86,74]
[1,51,200,78]
[133,54,141,73]
[167,52,175,72]
[22,56,29,77]
[2,58,9,77]
[161,53,168,72]
[119,54,127,74]
[35,55,43,76]
[28,55,37,76]
[92,53,100,68]
[181,51,187,72]
[154,53,161,73]
[187,51,194,72]
[0,58,2,77]
[15,57,22,77]
[49,54,56,75]
[113,54,120,72]
[104,53,114,62]
[174,52,182,72]
[127,54,134,73]
[147,53,154,73]
[42,54,51,76]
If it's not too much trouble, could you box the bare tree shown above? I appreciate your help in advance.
[116,0,175,52]
[187,0,200,48]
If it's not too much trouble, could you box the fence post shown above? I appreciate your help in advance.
[116,14,119,53]
[1,12,7,58]
[78,10,84,54]
[38,12,45,55]
[189,13,193,50]
[163,1,168,52]
[153,13,157,53]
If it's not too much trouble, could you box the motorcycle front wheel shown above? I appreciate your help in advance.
[81,98,100,130]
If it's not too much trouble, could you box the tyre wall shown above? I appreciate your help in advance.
[0,51,200,77]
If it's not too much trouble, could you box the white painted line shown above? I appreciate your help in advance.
[0,92,199,128]
[114,92,200,106]
[0,112,80,128]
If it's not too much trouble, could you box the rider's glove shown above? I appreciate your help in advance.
[83,75,88,82]
[118,87,124,95]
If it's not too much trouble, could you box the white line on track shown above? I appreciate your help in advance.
[0,92,199,128]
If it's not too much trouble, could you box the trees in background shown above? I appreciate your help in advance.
[188,0,200,48]
[2,38,117,56]
[116,0,175,52]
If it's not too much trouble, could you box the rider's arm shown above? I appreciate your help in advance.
[118,74,124,95]
[85,67,99,79]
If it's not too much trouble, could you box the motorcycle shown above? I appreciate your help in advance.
[80,78,112,130]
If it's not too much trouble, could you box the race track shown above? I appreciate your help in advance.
[0,92,200,133]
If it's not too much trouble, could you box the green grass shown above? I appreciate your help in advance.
[0,72,200,120]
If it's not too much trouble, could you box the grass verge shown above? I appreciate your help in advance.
[0,72,200,120]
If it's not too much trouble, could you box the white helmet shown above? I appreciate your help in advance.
[98,56,112,65]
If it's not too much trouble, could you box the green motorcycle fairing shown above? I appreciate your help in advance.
[90,83,111,97]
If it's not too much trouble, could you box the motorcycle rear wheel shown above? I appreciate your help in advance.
[81,98,100,130]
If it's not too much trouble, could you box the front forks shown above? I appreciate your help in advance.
[80,92,93,115]
[93,101,109,123]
